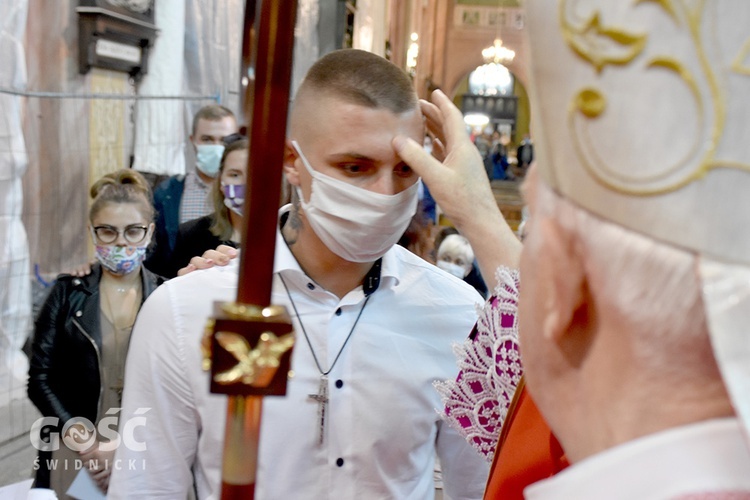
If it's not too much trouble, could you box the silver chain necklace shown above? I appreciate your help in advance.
[278,259,381,445]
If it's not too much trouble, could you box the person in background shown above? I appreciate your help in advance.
[514,135,533,177]
[27,170,165,498]
[434,226,488,298]
[516,135,533,169]
[164,135,247,277]
[489,131,509,181]
[145,104,238,276]
[436,233,489,299]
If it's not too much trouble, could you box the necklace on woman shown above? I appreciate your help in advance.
[101,277,142,400]
[278,259,381,445]
[101,283,140,330]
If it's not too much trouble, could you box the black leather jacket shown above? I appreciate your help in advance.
[27,264,164,424]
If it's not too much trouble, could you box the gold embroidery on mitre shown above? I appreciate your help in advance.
[214,331,295,387]
[635,0,679,24]
[560,0,750,196]
[730,37,750,76]
[559,0,647,72]
[573,88,606,118]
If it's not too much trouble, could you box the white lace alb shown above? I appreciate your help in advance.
[435,266,523,461]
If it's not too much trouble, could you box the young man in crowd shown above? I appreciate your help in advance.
[109,49,489,499]
[145,104,238,277]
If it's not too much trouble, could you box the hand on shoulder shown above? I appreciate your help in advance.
[177,245,238,276]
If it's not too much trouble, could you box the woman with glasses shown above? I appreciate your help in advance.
[167,136,248,277]
[28,169,165,497]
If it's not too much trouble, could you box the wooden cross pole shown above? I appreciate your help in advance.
[202,2,298,498]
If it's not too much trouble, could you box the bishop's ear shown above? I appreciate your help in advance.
[282,139,301,186]
[536,217,591,346]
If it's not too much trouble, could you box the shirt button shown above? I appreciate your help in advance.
[335,308,342,316]
[72,279,81,286]
[75,311,83,317]
[307,283,315,290]
[336,458,344,467]
[335,379,343,389]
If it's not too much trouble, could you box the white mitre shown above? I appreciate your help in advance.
[525,1,750,441]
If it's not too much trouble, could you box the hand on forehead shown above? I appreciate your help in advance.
[419,99,447,162]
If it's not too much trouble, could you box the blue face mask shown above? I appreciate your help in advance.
[195,144,225,177]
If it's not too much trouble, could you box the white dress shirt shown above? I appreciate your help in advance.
[525,418,750,500]
[109,208,488,499]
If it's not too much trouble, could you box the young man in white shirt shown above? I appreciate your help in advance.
[108,49,489,499]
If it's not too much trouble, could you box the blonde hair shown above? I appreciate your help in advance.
[89,169,154,222]
[210,138,249,240]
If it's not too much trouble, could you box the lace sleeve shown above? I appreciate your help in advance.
[434,266,523,461]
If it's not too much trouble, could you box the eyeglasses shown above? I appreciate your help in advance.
[92,224,149,244]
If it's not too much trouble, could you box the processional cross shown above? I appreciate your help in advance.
[202,2,298,499]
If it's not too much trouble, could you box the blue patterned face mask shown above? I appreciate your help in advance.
[94,245,148,275]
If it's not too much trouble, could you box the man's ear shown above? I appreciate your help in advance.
[536,217,590,346]
[282,139,300,186]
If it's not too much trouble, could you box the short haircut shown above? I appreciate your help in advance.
[192,104,236,135]
[89,169,154,223]
[297,49,418,114]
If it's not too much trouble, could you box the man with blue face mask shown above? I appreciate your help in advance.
[145,104,238,277]
[110,49,489,499]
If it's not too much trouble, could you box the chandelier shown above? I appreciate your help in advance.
[481,38,515,65]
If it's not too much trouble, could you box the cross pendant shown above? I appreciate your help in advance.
[308,375,328,445]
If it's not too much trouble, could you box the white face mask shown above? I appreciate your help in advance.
[195,144,225,177]
[292,141,419,263]
[437,260,469,279]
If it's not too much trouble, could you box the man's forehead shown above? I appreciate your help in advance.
[195,116,236,133]
[293,92,423,145]
[297,88,419,117]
